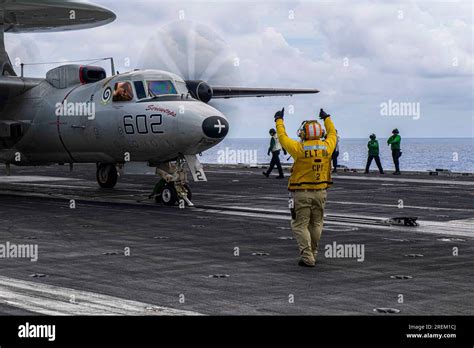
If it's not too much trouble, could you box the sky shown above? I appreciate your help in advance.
[6,0,474,138]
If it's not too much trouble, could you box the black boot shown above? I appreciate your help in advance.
[298,260,315,268]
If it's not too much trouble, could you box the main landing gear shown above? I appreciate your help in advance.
[96,163,118,188]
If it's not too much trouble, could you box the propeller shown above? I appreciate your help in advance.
[138,20,318,109]
[139,20,242,86]
[138,19,244,122]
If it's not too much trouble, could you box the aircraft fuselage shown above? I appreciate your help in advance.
[0,69,228,165]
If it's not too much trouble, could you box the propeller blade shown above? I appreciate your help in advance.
[139,20,241,85]
[211,87,319,99]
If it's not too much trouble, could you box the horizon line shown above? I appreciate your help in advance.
[225,136,474,140]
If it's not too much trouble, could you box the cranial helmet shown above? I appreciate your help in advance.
[392,128,399,134]
[370,134,376,140]
[298,120,325,141]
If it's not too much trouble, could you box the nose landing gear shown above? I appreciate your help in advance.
[150,160,194,207]
[159,183,177,205]
[155,182,193,206]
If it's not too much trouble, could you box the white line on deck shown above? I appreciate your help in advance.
[0,176,81,183]
[195,207,474,238]
[206,169,473,186]
[0,276,202,316]
[334,175,474,186]
[199,192,474,213]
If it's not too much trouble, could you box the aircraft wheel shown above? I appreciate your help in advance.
[161,183,178,206]
[97,164,118,188]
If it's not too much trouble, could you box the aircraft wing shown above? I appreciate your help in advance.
[211,87,319,99]
[0,77,41,101]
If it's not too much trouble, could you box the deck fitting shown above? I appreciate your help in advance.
[390,275,413,280]
[374,308,400,314]
[208,274,230,278]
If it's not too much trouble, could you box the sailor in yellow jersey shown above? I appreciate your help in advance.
[274,108,337,267]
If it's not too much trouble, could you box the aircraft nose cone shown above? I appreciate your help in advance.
[202,116,229,139]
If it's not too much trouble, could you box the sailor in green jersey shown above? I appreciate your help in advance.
[365,134,384,174]
[387,128,402,175]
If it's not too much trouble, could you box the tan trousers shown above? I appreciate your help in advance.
[291,190,327,265]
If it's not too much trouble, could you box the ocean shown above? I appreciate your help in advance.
[200,138,474,173]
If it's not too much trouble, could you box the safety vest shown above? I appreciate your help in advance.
[276,118,337,191]
[271,134,282,152]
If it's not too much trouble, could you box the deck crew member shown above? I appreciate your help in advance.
[332,130,340,173]
[365,134,384,174]
[275,108,337,267]
[387,128,402,175]
[263,128,286,179]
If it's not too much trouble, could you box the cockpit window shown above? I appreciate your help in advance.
[134,81,147,99]
[147,80,177,96]
[113,82,134,102]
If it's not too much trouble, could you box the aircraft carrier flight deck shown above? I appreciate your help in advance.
[0,164,472,316]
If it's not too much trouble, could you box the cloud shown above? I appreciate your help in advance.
[300,1,473,78]
[5,0,473,137]
[139,20,241,85]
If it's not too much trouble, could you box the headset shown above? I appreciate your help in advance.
[297,120,325,141]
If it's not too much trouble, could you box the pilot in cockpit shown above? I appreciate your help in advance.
[113,82,133,102]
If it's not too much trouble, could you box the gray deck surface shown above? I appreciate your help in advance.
[0,164,472,315]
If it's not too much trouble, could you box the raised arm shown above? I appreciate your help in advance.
[323,117,337,155]
[275,119,301,159]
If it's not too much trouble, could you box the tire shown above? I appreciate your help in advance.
[161,183,178,206]
[96,164,118,188]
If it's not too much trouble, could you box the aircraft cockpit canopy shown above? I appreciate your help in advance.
[112,80,181,102]
[110,70,190,102]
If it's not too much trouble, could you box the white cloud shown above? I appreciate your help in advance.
[6,0,473,138]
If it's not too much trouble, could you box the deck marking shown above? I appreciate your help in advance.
[194,207,474,238]
[206,169,473,185]
[0,176,81,183]
[0,276,202,316]
[333,175,474,186]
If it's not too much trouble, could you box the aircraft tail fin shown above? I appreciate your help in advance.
[0,14,16,76]
[0,51,16,77]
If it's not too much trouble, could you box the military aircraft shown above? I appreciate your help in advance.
[0,0,318,206]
